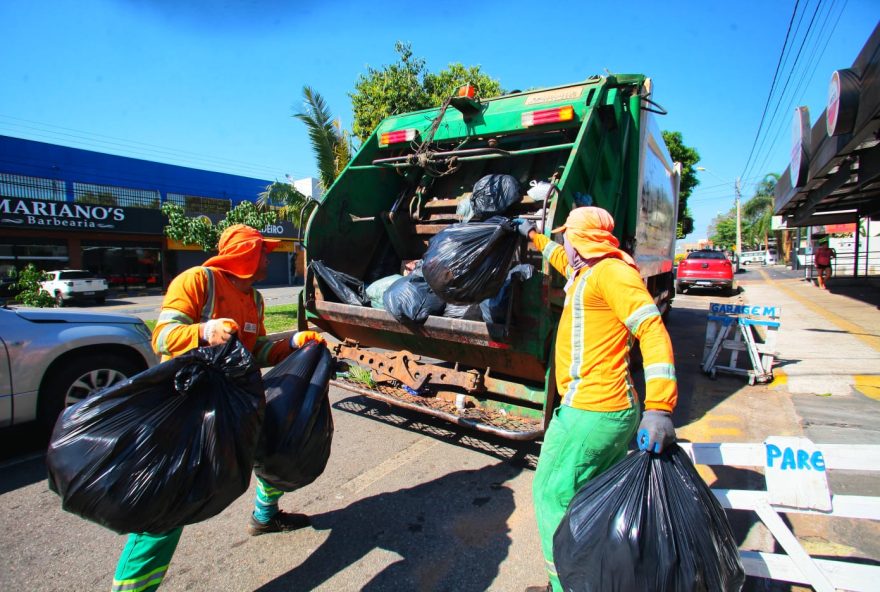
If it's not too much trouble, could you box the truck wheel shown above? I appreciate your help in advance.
[37,353,141,431]
[54,292,64,308]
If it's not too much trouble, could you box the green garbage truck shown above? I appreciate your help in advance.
[298,74,680,440]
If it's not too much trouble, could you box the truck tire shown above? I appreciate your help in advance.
[37,352,141,431]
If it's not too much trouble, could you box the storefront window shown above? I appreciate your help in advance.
[0,173,65,201]
[0,239,69,275]
[81,240,162,288]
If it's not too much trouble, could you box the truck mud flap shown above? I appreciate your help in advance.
[331,377,544,441]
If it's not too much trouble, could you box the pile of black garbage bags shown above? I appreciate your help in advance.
[312,174,536,325]
[46,337,333,534]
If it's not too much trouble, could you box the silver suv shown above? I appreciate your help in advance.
[0,306,158,429]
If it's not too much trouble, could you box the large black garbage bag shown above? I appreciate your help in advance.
[382,268,446,324]
[47,337,265,534]
[470,174,522,219]
[553,445,745,592]
[422,217,519,305]
[254,342,334,492]
[480,264,534,323]
[311,260,369,306]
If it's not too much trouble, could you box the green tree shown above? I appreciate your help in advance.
[294,86,353,191]
[710,214,738,249]
[350,42,504,142]
[741,173,779,250]
[662,130,700,239]
[257,181,309,222]
[161,201,278,251]
[13,264,55,307]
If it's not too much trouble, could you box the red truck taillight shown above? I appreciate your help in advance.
[379,129,419,147]
[522,105,575,127]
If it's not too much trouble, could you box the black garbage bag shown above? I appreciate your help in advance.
[443,302,483,320]
[553,445,745,592]
[470,174,522,219]
[254,342,334,492]
[383,268,446,324]
[481,264,534,323]
[422,217,519,305]
[46,337,265,535]
[311,260,369,306]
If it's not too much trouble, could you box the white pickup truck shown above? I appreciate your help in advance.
[41,270,109,307]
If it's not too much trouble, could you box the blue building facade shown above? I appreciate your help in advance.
[0,136,301,287]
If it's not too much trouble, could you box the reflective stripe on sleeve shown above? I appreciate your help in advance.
[644,363,677,382]
[157,309,193,325]
[542,241,562,261]
[154,323,178,356]
[199,267,215,322]
[624,303,660,334]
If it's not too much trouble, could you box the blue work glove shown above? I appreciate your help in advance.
[636,410,676,453]
[513,218,536,238]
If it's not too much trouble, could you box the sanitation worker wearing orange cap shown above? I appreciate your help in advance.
[111,224,325,592]
[516,208,677,592]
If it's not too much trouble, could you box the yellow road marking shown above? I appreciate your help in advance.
[704,414,740,423]
[757,269,880,352]
[854,375,880,401]
[770,368,788,388]
[704,427,743,436]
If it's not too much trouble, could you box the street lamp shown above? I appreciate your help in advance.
[696,167,742,272]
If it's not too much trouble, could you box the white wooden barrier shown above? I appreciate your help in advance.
[679,441,880,592]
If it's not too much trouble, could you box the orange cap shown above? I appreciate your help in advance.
[202,224,281,278]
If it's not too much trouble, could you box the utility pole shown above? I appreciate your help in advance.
[735,177,742,273]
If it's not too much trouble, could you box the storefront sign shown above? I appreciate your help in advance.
[790,106,811,188]
[826,68,860,137]
[0,198,164,233]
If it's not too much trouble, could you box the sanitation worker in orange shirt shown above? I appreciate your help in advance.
[516,207,678,592]
[111,224,325,592]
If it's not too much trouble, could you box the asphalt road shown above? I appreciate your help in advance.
[1,266,875,591]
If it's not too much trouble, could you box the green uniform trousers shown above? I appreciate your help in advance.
[532,404,639,592]
[111,476,283,591]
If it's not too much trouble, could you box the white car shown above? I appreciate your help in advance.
[0,307,157,429]
[40,269,109,307]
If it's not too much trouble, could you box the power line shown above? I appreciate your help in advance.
[738,0,802,182]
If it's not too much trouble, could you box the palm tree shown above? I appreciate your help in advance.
[294,86,352,192]
[742,173,779,250]
[256,180,309,222]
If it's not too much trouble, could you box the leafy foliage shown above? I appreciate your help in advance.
[662,130,700,239]
[161,201,278,251]
[350,42,504,142]
[14,264,55,307]
[709,215,738,249]
[741,173,779,249]
[294,86,352,191]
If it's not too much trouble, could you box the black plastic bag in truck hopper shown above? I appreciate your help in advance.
[480,264,534,323]
[553,445,745,592]
[311,260,369,306]
[382,268,446,324]
[470,174,522,219]
[422,217,519,305]
[254,341,334,492]
[47,337,265,535]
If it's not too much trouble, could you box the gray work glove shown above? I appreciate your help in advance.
[513,218,536,238]
[636,410,676,453]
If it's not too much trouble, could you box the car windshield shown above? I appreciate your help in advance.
[58,271,96,280]
[687,251,726,260]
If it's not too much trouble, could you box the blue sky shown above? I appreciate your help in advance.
[1,1,876,240]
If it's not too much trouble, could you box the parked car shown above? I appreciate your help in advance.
[676,250,736,296]
[0,276,17,299]
[40,269,109,306]
[0,307,158,429]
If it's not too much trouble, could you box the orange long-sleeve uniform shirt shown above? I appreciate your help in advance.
[152,266,293,365]
[533,233,677,413]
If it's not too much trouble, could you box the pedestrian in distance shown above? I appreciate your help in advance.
[111,224,325,592]
[814,237,836,290]
[515,207,678,592]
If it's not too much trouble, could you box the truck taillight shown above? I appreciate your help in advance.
[457,84,475,99]
[379,129,419,147]
[521,105,575,127]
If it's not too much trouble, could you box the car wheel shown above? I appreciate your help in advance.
[722,286,734,297]
[37,353,141,431]
[54,292,64,308]
[95,296,106,304]
[675,282,685,294]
